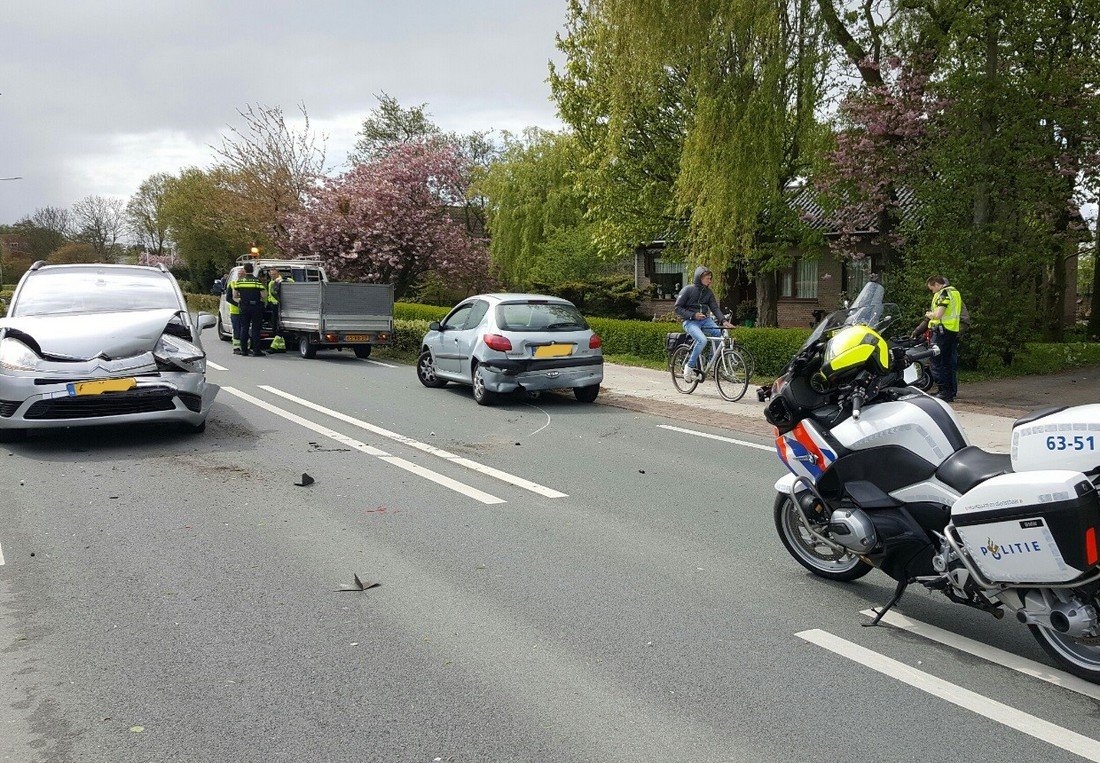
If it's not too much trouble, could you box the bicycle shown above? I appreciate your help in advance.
[669,330,750,402]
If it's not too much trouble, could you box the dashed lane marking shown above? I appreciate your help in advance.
[206,361,228,371]
[798,628,1100,762]
[259,385,568,499]
[657,424,774,452]
[0,542,5,566]
[860,609,1100,702]
[363,359,398,369]
[223,386,505,505]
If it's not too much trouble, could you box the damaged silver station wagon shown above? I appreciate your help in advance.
[0,262,219,442]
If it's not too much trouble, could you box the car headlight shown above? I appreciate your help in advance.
[154,334,205,365]
[0,337,42,371]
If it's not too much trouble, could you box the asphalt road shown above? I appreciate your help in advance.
[3,339,1100,762]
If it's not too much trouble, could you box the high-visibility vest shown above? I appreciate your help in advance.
[929,286,962,332]
[267,276,294,304]
[234,276,265,307]
[227,280,240,315]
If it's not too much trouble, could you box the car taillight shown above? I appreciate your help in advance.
[483,334,512,352]
[589,334,602,349]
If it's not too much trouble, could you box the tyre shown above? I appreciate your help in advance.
[0,428,28,443]
[416,350,448,388]
[217,316,231,342]
[353,345,372,359]
[1027,597,1100,682]
[670,345,699,394]
[574,384,600,403]
[471,362,497,406]
[773,493,873,582]
[298,335,317,359]
[180,420,207,434]
[715,349,749,402]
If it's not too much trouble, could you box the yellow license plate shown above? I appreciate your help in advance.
[343,334,370,342]
[533,344,574,358]
[67,378,137,397]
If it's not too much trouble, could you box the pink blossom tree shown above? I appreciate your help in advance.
[283,140,490,300]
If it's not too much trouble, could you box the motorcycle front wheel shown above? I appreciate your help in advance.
[773,494,873,582]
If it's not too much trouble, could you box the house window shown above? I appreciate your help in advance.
[651,258,687,300]
[780,258,819,299]
[844,258,872,296]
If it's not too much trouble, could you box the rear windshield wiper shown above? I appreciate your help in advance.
[546,322,583,329]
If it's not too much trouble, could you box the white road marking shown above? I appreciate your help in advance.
[657,424,774,452]
[860,609,1100,702]
[206,361,228,371]
[524,403,552,438]
[259,385,568,499]
[0,543,5,566]
[222,386,505,505]
[797,628,1100,762]
[363,359,398,369]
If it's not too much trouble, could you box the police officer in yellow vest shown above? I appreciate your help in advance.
[225,271,242,353]
[925,275,963,403]
[233,263,267,357]
[266,268,293,352]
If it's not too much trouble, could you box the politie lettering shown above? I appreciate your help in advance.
[980,539,1042,561]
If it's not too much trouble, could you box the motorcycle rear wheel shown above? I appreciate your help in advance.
[773,494,873,582]
[1028,623,1100,683]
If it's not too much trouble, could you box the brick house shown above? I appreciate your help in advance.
[633,187,1080,328]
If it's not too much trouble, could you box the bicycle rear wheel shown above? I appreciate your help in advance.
[715,349,749,401]
[670,345,700,394]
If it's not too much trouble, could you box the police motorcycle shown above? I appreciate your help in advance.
[759,300,1100,681]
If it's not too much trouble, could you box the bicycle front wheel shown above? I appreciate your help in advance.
[670,345,700,394]
[715,349,749,401]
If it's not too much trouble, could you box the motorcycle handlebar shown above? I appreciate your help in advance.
[905,345,940,362]
[851,389,865,420]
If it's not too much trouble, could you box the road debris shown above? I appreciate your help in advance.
[337,573,380,592]
[294,473,315,487]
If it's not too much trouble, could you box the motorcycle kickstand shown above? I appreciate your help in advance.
[863,577,911,628]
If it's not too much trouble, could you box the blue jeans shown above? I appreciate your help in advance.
[683,317,721,368]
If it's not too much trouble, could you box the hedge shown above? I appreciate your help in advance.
[185,293,221,313]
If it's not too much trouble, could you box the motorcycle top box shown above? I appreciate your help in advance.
[1011,403,1100,474]
[952,471,1100,584]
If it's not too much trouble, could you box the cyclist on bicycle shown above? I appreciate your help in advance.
[674,266,735,381]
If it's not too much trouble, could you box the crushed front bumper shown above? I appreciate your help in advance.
[0,355,218,430]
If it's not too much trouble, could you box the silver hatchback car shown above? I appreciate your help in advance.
[0,263,219,441]
[416,294,603,405]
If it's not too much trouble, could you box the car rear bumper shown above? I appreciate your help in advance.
[0,372,218,430]
[479,357,603,393]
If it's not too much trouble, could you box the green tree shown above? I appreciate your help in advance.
[550,0,829,324]
[126,173,173,257]
[475,128,604,286]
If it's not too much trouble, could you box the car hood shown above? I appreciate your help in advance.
[0,309,183,360]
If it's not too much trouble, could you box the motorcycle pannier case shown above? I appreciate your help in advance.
[1011,403,1100,474]
[952,471,1100,584]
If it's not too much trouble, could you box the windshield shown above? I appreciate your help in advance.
[13,268,182,317]
[495,302,589,332]
[800,303,899,351]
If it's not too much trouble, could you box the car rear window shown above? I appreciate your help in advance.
[495,302,588,332]
[13,268,182,317]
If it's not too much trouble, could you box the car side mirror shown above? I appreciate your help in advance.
[429,321,441,332]
[197,313,217,330]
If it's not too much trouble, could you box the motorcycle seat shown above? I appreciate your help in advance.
[935,445,1013,495]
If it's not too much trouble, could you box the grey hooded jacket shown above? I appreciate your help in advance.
[674,266,722,322]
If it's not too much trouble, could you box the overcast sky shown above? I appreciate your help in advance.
[0,0,567,223]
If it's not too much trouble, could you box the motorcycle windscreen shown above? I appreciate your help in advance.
[776,420,838,484]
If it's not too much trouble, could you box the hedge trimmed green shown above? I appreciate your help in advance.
[185,293,221,313]
[395,302,450,322]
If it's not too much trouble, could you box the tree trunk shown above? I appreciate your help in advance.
[756,271,778,327]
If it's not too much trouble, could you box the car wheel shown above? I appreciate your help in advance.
[353,345,373,359]
[472,363,497,406]
[574,385,600,403]
[298,336,317,359]
[0,428,27,443]
[217,316,231,342]
[417,350,448,388]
